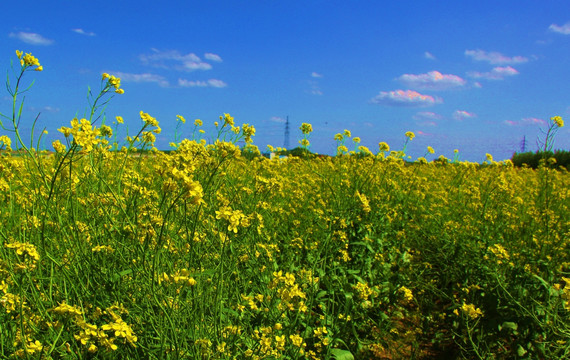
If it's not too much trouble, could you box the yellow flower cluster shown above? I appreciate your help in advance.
[300,123,313,134]
[16,50,42,71]
[551,115,564,128]
[399,286,414,302]
[269,271,308,313]
[159,269,197,287]
[58,118,103,151]
[0,135,12,151]
[215,205,247,233]
[355,190,372,213]
[299,138,310,147]
[48,303,138,353]
[242,123,256,143]
[5,242,40,261]
[102,73,124,94]
[454,302,483,319]
[378,142,390,152]
[221,113,234,126]
[353,281,373,300]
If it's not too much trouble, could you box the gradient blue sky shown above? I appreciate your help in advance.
[1,1,569,161]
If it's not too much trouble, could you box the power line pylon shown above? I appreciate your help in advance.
[284,116,290,149]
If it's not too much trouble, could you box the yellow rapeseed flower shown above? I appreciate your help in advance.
[300,123,313,134]
[551,116,564,128]
[405,131,415,140]
[460,302,483,319]
[299,138,310,147]
[0,135,12,151]
[399,286,414,302]
[52,140,66,153]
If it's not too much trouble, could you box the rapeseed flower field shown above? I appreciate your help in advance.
[0,51,568,359]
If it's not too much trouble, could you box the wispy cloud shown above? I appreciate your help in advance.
[504,117,546,126]
[178,79,227,88]
[72,28,96,37]
[398,70,466,90]
[467,66,519,80]
[370,89,442,107]
[270,116,286,123]
[549,22,570,35]
[29,105,60,113]
[307,80,323,95]
[9,32,54,46]
[311,72,323,78]
[413,111,442,121]
[453,110,477,121]
[465,49,528,64]
[207,79,227,88]
[204,53,223,62]
[424,51,436,60]
[108,71,169,87]
[140,49,214,71]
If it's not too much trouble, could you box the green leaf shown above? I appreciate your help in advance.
[517,344,527,357]
[499,322,518,331]
[331,348,354,360]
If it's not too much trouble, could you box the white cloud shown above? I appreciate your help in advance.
[467,66,519,80]
[9,32,53,46]
[453,110,477,121]
[398,70,466,90]
[522,117,545,125]
[204,53,223,62]
[29,105,60,113]
[72,28,96,36]
[465,49,528,64]
[206,79,227,88]
[178,78,227,88]
[140,49,213,71]
[270,116,286,123]
[178,79,208,87]
[424,51,436,60]
[370,89,442,107]
[505,117,546,126]
[307,80,322,95]
[108,71,169,87]
[311,72,323,78]
[413,111,442,121]
[549,22,570,35]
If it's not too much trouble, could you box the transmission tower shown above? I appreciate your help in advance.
[283,116,290,149]
[520,135,527,152]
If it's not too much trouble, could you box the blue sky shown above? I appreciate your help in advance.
[1,0,569,161]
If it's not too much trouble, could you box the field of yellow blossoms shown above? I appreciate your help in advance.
[0,51,569,359]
